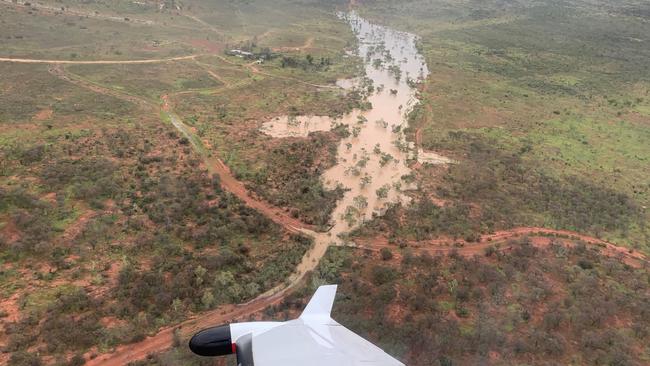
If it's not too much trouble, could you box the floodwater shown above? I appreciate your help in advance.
[259,114,347,138]
[262,12,451,249]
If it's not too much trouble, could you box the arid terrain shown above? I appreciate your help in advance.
[1,0,649,365]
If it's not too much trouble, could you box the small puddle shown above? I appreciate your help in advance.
[261,12,452,248]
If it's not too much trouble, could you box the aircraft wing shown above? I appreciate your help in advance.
[250,319,404,366]
[249,285,403,366]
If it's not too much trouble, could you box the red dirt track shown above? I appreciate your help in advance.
[161,94,316,234]
[356,227,648,269]
[209,156,315,234]
[85,288,290,365]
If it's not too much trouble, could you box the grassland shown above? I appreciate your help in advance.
[0,0,357,364]
[354,0,650,251]
[0,2,198,61]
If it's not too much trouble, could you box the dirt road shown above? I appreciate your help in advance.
[85,286,290,366]
[45,63,329,366]
[161,95,318,233]
[84,225,647,365]
[49,65,324,364]
[0,55,198,65]
[355,227,648,268]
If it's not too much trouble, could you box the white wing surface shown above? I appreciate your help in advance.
[300,284,338,319]
[250,285,404,366]
[251,319,403,366]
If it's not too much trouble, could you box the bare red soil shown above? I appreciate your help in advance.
[32,108,53,121]
[0,217,21,244]
[61,209,98,243]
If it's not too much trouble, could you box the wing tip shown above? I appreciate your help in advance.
[300,284,338,318]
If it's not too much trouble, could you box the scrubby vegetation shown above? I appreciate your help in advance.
[285,241,650,365]
[356,130,645,245]
[1,115,311,363]
[0,0,362,355]
[436,132,642,233]
[0,0,363,362]
[244,133,345,227]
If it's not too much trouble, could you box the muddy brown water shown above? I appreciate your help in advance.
[261,12,452,266]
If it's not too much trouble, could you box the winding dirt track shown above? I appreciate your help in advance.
[85,287,291,366]
[7,2,647,365]
[48,64,320,364]
[160,95,317,234]
[356,227,648,269]
[45,60,648,366]
[0,55,198,64]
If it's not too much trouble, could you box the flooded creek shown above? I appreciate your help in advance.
[261,12,451,251]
